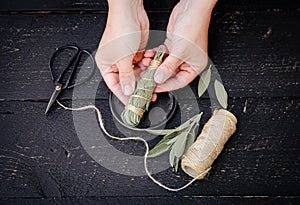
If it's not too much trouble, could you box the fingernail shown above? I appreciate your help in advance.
[154,72,166,84]
[123,85,133,96]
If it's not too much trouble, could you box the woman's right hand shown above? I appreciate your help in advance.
[96,0,149,105]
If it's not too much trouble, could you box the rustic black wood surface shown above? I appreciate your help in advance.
[0,1,299,204]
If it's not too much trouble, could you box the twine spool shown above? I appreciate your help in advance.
[181,109,237,179]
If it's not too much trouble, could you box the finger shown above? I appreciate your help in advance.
[133,51,144,64]
[99,67,129,105]
[116,56,136,96]
[144,44,169,58]
[138,57,154,71]
[151,93,157,102]
[138,61,147,71]
[154,55,183,84]
[144,49,156,58]
[155,68,198,93]
[99,65,118,88]
[141,58,152,67]
[110,84,130,105]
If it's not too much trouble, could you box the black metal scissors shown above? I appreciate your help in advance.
[45,45,95,114]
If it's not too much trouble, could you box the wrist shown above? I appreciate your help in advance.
[180,0,217,14]
[108,0,144,15]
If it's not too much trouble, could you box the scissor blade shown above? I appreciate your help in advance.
[45,89,61,114]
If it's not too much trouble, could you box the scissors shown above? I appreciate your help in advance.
[45,45,95,114]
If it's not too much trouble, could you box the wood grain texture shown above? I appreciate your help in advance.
[1,196,299,205]
[0,10,299,101]
[0,0,299,12]
[0,1,299,203]
[0,98,299,198]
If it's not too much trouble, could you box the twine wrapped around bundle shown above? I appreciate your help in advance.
[181,109,237,179]
[121,50,165,127]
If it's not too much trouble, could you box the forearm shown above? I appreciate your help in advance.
[174,0,216,34]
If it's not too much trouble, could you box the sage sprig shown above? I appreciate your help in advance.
[147,113,202,171]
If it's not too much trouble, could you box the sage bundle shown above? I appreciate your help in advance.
[181,109,237,179]
[121,49,165,127]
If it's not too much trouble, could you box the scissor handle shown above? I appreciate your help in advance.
[49,45,95,90]
[67,49,95,89]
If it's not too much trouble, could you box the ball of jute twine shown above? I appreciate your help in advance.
[181,109,237,179]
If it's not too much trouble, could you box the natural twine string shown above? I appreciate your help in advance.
[181,109,237,179]
[57,100,210,191]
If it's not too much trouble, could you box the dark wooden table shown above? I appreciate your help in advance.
[0,1,299,204]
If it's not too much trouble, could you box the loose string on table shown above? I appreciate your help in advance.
[56,100,209,192]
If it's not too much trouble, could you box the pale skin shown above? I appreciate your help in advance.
[96,0,218,105]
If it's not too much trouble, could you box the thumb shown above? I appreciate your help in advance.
[154,55,182,84]
[116,56,136,96]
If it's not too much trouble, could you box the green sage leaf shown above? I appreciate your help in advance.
[183,122,198,157]
[189,113,202,127]
[174,112,202,130]
[146,114,201,136]
[174,157,180,172]
[173,132,188,157]
[148,142,171,158]
[165,135,180,145]
[155,132,178,146]
[169,113,202,160]
[169,146,176,167]
[214,79,228,109]
[145,123,189,136]
[185,124,197,151]
[175,117,200,158]
[145,129,175,136]
[198,65,212,98]
[148,132,178,158]
[148,113,203,160]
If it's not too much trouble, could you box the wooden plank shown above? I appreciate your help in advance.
[1,196,299,205]
[0,0,299,12]
[0,98,299,197]
[0,10,299,101]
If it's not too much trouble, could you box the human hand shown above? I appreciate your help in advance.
[141,0,217,93]
[96,0,149,104]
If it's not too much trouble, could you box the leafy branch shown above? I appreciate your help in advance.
[147,113,202,171]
